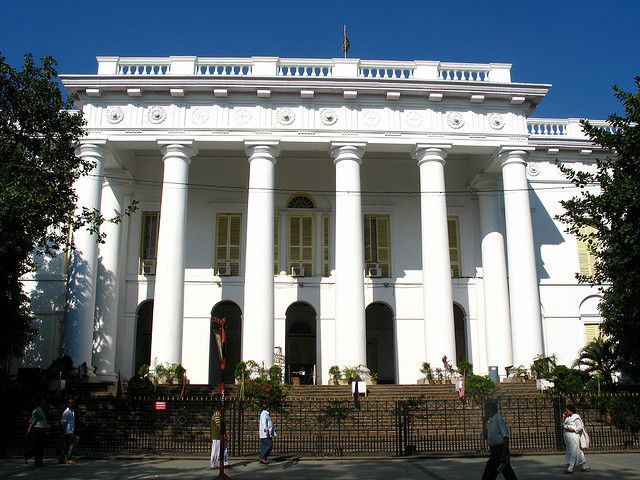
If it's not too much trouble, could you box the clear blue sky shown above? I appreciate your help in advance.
[1,1,638,119]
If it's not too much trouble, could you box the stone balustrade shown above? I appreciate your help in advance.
[96,56,512,82]
[527,118,614,138]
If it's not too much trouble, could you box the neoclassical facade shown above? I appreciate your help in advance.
[21,56,606,384]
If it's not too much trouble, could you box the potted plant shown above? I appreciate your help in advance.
[175,363,187,384]
[504,365,529,383]
[457,361,473,377]
[418,362,433,384]
[531,354,556,390]
[442,355,454,383]
[369,371,378,385]
[433,368,444,384]
[328,365,342,385]
[341,366,359,384]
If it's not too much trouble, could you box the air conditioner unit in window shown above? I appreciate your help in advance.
[217,264,231,276]
[367,266,383,278]
[142,261,156,275]
[291,266,305,277]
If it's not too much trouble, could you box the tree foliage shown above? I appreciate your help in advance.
[0,54,88,364]
[572,337,619,388]
[556,77,640,380]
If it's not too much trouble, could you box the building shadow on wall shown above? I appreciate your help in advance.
[530,188,566,280]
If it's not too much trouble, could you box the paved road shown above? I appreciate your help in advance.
[1,453,637,479]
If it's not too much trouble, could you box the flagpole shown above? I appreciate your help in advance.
[344,25,347,58]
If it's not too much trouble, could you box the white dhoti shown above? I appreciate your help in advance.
[210,439,229,469]
[563,431,586,472]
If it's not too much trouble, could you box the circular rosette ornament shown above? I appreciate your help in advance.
[191,107,209,125]
[234,107,252,125]
[148,106,167,124]
[526,163,540,177]
[488,113,505,130]
[320,107,338,125]
[105,106,124,124]
[447,111,465,129]
[276,107,296,125]
[405,111,423,128]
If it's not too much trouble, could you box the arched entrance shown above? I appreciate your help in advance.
[453,304,468,365]
[134,300,153,374]
[365,302,396,384]
[285,302,317,385]
[210,301,242,385]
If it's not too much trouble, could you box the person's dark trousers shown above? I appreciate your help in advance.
[482,445,518,480]
[259,437,273,461]
[24,428,45,465]
[61,434,76,463]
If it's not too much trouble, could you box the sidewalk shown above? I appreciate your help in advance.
[1,453,637,479]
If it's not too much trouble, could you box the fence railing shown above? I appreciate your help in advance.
[2,394,637,458]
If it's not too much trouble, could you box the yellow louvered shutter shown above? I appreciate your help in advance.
[288,214,314,276]
[584,324,601,345]
[377,216,390,277]
[323,215,330,277]
[216,214,241,276]
[448,216,461,277]
[578,226,597,276]
[274,216,279,275]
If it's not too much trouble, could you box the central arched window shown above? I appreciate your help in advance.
[288,195,315,209]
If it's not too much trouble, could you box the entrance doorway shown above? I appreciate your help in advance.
[285,302,317,385]
[210,301,242,385]
[453,304,468,365]
[365,302,396,383]
[134,300,153,374]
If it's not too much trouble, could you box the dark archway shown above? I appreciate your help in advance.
[134,300,153,374]
[453,303,468,365]
[365,302,396,384]
[285,302,317,385]
[210,301,242,385]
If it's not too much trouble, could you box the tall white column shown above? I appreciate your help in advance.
[242,142,279,367]
[93,173,129,378]
[413,145,457,367]
[63,141,106,368]
[331,143,367,367]
[500,148,544,366]
[150,142,197,367]
[473,174,513,375]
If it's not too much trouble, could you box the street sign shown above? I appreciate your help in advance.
[154,401,167,411]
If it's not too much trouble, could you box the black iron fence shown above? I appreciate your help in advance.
[2,393,638,458]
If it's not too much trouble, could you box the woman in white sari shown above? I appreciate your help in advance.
[562,404,590,474]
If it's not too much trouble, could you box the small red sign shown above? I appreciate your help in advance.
[154,401,167,411]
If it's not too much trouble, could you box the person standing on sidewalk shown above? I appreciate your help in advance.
[209,406,229,469]
[24,397,47,467]
[482,400,518,480]
[258,406,276,464]
[60,399,77,465]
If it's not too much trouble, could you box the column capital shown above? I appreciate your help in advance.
[330,142,366,164]
[244,141,280,162]
[412,144,451,165]
[158,140,198,159]
[76,139,108,158]
[497,146,535,167]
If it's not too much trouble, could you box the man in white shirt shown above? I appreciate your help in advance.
[482,401,518,480]
[60,399,77,465]
[258,406,276,464]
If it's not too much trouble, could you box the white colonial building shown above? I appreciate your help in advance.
[22,56,606,385]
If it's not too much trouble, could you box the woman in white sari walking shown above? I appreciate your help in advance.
[562,404,590,474]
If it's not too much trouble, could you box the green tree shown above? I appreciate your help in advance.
[556,77,640,381]
[572,337,619,388]
[0,54,101,366]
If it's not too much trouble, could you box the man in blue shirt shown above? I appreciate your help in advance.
[258,406,276,464]
[60,399,77,465]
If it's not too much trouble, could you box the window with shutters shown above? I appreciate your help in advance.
[323,214,330,277]
[577,226,597,276]
[448,216,461,278]
[288,214,314,276]
[583,323,602,345]
[215,214,241,276]
[364,215,391,277]
[140,212,160,274]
